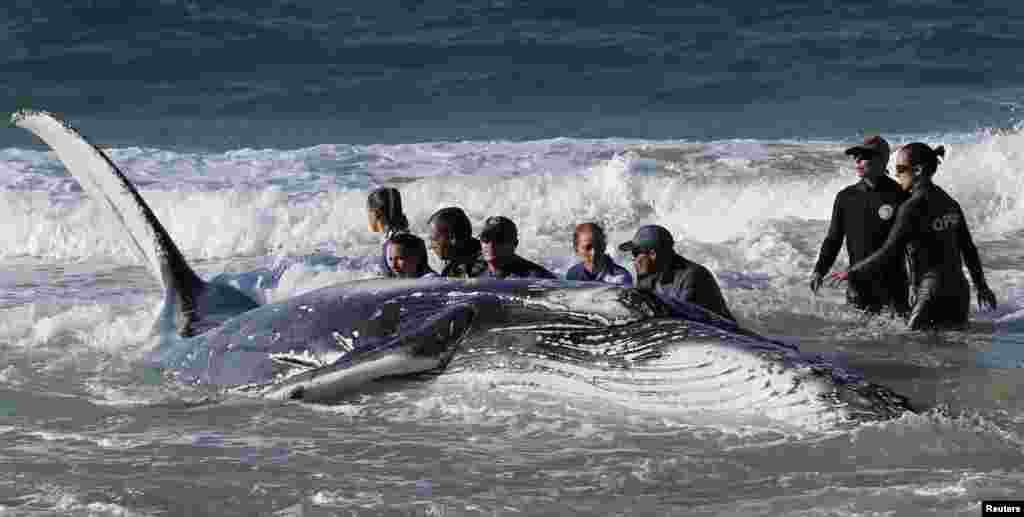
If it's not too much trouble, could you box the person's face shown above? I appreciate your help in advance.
[429,222,452,260]
[575,231,599,269]
[367,209,384,233]
[481,239,515,264]
[854,150,887,179]
[893,151,915,192]
[631,247,658,276]
[388,243,420,277]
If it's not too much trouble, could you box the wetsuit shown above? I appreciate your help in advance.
[814,176,910,313]
[636,254,735,322]
[439,238,488,279]
[565,256,633,286]
[849,181,988,329]
[483,255,557,280]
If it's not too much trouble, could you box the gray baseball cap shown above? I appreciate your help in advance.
[617,225,674,253]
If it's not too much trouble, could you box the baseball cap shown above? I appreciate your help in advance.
[844,135,890,159]
[617,225,674,253]
[479,216,518,243]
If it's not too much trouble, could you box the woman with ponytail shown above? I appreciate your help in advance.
[367,187,410,277]
[829,142,997,329]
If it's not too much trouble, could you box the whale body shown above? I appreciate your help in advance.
[12,109,914,423]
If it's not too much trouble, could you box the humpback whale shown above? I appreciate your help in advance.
[12,109,914,423]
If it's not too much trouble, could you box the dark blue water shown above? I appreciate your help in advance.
[4,1,1023,150]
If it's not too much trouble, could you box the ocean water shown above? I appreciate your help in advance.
[3,2,1024,516]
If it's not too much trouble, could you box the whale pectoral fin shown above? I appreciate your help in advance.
[253,303,479,402]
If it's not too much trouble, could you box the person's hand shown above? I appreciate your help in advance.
[977,285,997,311]
[809,272,824,294]
[827,271,849,288]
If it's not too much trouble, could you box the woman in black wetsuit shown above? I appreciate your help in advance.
[830,143,997,329]
[367,187,410,277]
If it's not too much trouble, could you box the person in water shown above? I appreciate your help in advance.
[565,222,632,285]
[427,207,487,278]
[478,216,557,279]
[367,187,410,277]
[619,225,735,322]
[386,233,437,278]
[810,136,911,315]
[829,143,997,329]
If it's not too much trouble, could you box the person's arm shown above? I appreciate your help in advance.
[848,197,918,280]
[814,193,846,276]
[679,267,735,322]
[957,206,987,288]
[956,205,997,310]
[673,268,699,305]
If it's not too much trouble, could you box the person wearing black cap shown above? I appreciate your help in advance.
[810,135,910,315]
[829,143,997,329]
[618,225,734,322]
[367,187,410,277]
[478,216,556,279]
[427,207,487,278]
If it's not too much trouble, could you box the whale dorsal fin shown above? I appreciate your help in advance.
[11,109,224,335]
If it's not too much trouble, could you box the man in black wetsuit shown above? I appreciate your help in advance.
[811,135,910,315]
[478,216,557,279]
[618,225,735,322]
[427,207,487,278]
[830,143,997,329]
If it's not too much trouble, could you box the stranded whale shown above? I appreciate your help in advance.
[12,109,914,423]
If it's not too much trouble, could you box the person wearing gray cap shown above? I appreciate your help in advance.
[479,216,557,279]
[618,225,734,322]
[810,135,910,316]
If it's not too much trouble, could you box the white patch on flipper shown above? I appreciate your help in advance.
[11,110,168,290]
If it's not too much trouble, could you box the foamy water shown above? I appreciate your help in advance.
[3,130,1024,516]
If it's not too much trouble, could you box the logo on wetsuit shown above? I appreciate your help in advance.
[932,212,961,231]
[877,204,894,221]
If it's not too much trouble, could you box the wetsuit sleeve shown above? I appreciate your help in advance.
[956,206,988,288]
[849,197,919,279]
[676,272,698,305]
[814,193,845,275]
[678,268,734,322]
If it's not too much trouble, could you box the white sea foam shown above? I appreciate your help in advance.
[3,133,1020,279]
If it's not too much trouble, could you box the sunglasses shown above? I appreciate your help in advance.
[894,164,919,176]
[850,151,877,161]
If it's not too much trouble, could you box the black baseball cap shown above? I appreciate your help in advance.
[617,225,674,253]
[479,216,518,243]
[844,135,891,160]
